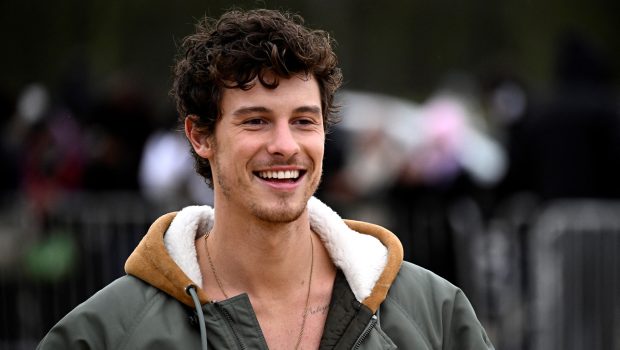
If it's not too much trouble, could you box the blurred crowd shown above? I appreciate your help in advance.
[1,32,619,349]
[0,74,211,213]
[1,30,619,282]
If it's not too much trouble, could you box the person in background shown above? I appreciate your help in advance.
[38,8,493,349]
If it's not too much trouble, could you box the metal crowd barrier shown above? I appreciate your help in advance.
[529,200,620,350]
[449,196,620,350]
[0,192,186,350]
[1,192,619,349]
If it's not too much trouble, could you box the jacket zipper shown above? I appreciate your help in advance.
[352,315,378,349]
[215,302,247,350]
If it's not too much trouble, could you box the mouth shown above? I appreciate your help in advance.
[254,169,306,183]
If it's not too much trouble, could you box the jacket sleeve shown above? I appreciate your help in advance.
[37,306,111,350]
[377,262,494,349]
[37,276,152,350]
[444,289,494,350]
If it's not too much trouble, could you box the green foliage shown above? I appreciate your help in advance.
[25,231,77,282]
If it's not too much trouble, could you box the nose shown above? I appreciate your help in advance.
[266,122,300,159]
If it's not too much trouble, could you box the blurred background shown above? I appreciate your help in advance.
[1,0,619,349]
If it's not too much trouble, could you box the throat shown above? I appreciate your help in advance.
[234,232,317,350]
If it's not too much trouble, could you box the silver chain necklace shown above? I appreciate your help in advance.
[203,231,314,350]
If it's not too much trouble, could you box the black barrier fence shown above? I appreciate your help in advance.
[0,192,618,349]
[529,201,620,350]
[0,192,187,350]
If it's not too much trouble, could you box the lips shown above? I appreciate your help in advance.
[257,170,300,180]
[254,169,307,184]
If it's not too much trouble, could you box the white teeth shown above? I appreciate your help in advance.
[258,170,300,179]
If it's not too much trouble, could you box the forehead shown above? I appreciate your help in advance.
[220,74,322,115]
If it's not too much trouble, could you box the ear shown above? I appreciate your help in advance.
[184,115,214,159]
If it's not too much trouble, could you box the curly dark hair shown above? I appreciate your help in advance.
[171,8,343,186]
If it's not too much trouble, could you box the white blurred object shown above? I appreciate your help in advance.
[336,90,507,194]
[338,91,424,194]
[423,95,507,187]
[139,131,213,205]
[17,83,49,124]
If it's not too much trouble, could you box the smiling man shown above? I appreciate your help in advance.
[38,9,493,350]
[190,73,325,225]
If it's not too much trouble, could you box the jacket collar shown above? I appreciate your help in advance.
[125,196,403,313]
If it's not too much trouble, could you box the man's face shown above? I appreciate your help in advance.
[208,73,324,223]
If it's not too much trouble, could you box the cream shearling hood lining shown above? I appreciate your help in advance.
[164,196,388,303]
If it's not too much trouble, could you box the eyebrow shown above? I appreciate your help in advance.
[232,105,322,116]
[232,106,270,116]
[294,105,322,115]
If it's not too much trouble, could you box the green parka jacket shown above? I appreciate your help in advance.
[38,197,494,349]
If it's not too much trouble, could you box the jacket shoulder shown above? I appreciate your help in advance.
[388,262,459,305]
[379,262,494,350]
[37,275,164,349]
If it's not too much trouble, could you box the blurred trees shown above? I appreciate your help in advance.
[1,0,618,104]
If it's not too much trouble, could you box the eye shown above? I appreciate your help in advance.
[293,117,320,126]
[243,118,267,126]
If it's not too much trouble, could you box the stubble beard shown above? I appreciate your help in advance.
[248,195,308,223]
[214,155,322,224]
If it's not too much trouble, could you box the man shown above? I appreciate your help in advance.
[39,9,493,349]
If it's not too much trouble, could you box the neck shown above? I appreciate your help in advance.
[206,205,316,297]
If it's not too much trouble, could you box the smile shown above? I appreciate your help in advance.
[256,169,305,182]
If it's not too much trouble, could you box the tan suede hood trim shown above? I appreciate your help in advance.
[124,212,208,307]
[344,219,404,313]
[125,214,403,311]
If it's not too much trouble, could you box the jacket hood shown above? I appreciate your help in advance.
[125,197,403,313]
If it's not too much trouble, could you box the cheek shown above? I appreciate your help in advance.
[315,136,325,159]
[316,145,325,162]
[229,140,266,170]
[307,131,325,155]
[309,143,325,172]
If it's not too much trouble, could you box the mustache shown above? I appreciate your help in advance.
[257,157,308,168]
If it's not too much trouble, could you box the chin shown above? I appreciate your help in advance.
[249,198,308,223]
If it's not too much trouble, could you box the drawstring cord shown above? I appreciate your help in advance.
[186,285,208,350]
